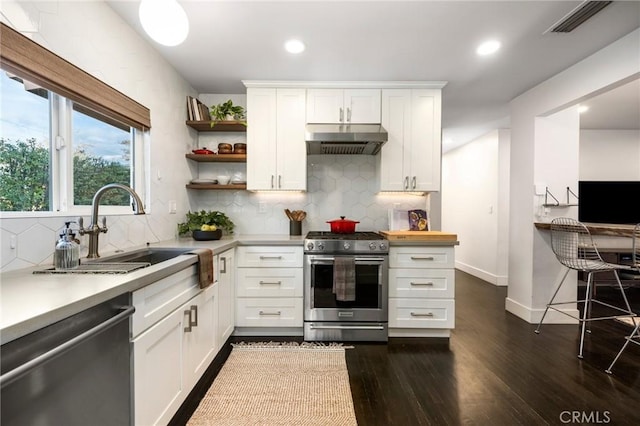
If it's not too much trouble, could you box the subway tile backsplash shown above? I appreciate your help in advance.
[1,155,427,272]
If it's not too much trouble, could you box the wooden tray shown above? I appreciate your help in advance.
[379,230,458,241]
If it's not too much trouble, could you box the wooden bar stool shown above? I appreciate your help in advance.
[535,217,636,359]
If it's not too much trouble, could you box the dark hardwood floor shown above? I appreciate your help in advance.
[173,271,640,426]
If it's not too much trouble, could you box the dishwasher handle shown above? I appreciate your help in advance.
[0,305,135,388]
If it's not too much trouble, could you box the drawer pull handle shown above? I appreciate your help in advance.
[190,305,198,327]
[259,280,282,285]
[259,255,283,260]
[410,282,434,286]
[410,256,435,261]
[410,312,434,317]
[259,310,282,316]
[184,309,193,332]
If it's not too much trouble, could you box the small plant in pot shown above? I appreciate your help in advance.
[209,99,246,128]
[177,210,235,241]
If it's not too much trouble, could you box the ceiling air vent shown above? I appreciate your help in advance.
[546,1,612,33]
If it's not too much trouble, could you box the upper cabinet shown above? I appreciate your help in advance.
[246,88,307,191]
[306,89,381,124]
[379,89,442,192]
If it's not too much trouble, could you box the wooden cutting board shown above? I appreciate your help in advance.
[379,230,458,241]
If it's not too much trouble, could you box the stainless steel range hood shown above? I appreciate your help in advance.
[305,124,388,155]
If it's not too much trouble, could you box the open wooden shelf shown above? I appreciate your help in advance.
[185,120,247,132]
[186,153,246,163]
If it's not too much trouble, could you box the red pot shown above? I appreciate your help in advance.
[192,148,214,155]
[327,216,360,233]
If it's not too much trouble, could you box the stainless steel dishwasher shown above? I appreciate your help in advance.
[1,294,134,426]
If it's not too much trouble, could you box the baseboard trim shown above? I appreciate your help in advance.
[505,297,579,324]
[455,261,507,286]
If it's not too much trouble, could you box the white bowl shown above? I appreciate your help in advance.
[217,175,231,185]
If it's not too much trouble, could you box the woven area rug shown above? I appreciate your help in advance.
[187,342,358,426]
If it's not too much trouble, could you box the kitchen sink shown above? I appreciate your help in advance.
[34,248,194,274]
[91,247,194,265]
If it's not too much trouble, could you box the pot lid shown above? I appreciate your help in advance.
[326,216,360,224]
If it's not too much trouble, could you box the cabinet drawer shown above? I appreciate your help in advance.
[389,299,455,329]
[131,265,199,337]
[236,246,303,268]
[235,298,303,327]
[389,246,454,269]
[236,268,303,297]
[389,269,454,299]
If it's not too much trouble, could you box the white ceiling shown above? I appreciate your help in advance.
[106,0,640,151]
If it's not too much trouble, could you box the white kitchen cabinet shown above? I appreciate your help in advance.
[388,245,455,338]
[216,248,235,349]
[246,88,306,191]
[235,246,304,333]
[306,88,381,124]
[132,265,218,426]
[379,89,442,192]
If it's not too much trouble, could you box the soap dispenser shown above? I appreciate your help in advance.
[54,221,80,270]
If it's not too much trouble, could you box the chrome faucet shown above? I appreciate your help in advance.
[78,183,146,258]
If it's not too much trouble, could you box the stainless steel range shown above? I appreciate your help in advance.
[304,231,389,342]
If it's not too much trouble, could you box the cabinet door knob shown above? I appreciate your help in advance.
[346,107,352,122]
[412,176,417,189]
[271,175,274,189]
[278,175,282,188]
[339,107,344,122]
[184,309,193,332]
[404,176,409,189]
[190,305,198,327]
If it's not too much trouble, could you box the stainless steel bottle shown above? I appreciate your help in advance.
[54,222,80,270]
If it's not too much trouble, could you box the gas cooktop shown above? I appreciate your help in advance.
[304,231,388,254]
[305,231,384,240]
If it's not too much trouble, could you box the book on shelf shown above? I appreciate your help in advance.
[186,96,211,122]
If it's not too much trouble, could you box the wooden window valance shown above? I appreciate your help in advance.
[0,22,151,130]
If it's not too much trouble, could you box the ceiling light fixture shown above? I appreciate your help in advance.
[284,39,305,54]
[476,40,501,56]
[139,0,189,47]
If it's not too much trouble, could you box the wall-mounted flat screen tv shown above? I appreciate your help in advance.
[578,181,640,225]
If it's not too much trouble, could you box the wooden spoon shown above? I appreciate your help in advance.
[284,209,293,220]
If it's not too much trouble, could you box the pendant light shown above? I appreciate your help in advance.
[139,0,189,46]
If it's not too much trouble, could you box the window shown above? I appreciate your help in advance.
[0,22,150,216]
[0,71,141,213]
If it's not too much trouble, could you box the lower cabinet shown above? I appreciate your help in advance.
[388,245,456,338]
[235,246,303,334]
[131,265,218,426]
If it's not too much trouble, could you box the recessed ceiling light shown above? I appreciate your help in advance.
[578,105,589,113]
[139,0,189,47]
[284,39,305,54]
[476,40,501,56]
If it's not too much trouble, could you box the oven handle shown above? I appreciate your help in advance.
[308,324,385,330]
[309,257,387,263]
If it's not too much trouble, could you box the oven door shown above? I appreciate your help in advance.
[304,254,388,322]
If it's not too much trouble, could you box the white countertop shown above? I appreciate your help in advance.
[0,234,304,345]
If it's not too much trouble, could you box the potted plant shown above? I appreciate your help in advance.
[177,210,235,240]
[209,99,246,127]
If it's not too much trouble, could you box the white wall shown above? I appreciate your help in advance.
[506,28,640,323]
[442,129,510,285]
[580,130,640,180]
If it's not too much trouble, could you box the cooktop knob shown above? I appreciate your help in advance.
[369,242,377,250]
[343,242,351,250]
[379,242,387,250]
[306,242,314,251]
[317,242,325,251]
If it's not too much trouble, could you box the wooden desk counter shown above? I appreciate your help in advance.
[534,222,635,238]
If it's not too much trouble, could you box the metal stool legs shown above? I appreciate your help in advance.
[535,267,635,359]
[606,319,640,374]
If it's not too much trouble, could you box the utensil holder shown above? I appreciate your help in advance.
[289,220,302,236]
